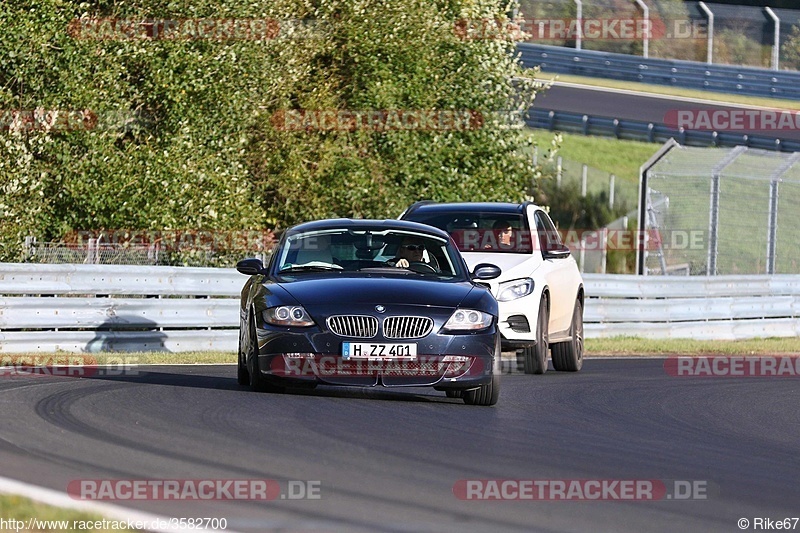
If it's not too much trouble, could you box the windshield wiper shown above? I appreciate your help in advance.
[280,264,342,273]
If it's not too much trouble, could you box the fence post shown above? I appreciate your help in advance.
[765,7,780,71]
[707,146,746,275]
[581,165,588,197]
[698,2,714,65]
[609,174,616,209]
[557,156,563,188]
[23,236,35,262]
[767,180,779,274]
[601,227,608,275]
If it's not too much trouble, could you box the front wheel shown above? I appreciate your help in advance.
[237,336,250,386]
[551,298,584,372]
[463,337,500,406]
[522,295,549,375]
[248,319,285,394]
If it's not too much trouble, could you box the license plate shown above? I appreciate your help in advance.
[342,342,417,360]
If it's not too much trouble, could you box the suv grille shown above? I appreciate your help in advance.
[327,315,378,338]
[383,316,433,339]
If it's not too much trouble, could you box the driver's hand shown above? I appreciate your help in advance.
[395,258,409,268]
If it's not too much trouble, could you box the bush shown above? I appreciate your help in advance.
[0,0,543,263]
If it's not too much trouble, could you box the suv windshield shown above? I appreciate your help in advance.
[403,211,532,254]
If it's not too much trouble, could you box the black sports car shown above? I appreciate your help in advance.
[235,218,502,405]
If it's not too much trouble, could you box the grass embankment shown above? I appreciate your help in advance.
[0,494,130,532]
[585,337,800,356]
[5,339,800,363]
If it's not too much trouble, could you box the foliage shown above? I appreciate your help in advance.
[0,0,543,263]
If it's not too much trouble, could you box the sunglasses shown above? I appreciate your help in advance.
[402,244,425,251]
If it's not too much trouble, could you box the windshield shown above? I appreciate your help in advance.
[273,227,467,278]
[403,212,532,254]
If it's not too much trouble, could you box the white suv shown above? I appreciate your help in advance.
[401,201,584,373]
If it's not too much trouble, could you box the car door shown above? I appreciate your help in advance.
[532,207,577,336]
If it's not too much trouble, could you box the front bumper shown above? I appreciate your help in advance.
[254,327,497,388]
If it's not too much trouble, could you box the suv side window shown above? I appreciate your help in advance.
[534,211,563,255]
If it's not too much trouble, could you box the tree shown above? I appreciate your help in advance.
[0,0,542,262]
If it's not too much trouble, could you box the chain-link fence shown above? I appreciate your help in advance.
[22,234,274,268]
[517,0,800,70]
[641,142,800,275]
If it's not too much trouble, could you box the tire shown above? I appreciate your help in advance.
[462,372,500,406]
[522,295,549,375]
[552,299,584,372]
[463,337,500,406]
[445,390,462,399]
[237,335,250,386]
[247,318,285,394]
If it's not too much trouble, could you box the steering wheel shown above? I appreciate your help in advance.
[408,261,437,273]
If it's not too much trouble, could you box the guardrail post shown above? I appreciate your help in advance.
[613,118,621,138]
[548,110,555,130]
[582,114,589,135]
[647,123,655,143]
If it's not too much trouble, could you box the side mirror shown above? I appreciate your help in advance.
[544,244,571,260]
[472,263,502,280]
[236,258,266,275]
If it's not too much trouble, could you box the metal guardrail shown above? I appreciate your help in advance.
[518,43,800,100]
[525,108,800,152]
[583,273,800,340]
[1,264,799,352]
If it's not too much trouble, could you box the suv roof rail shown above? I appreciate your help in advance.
[399,200,437,219]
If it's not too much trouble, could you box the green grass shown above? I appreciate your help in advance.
[531,128,661,185]
[586,337,800,356]
[538,72,800,111]
[0,352,234,366]
[5,339,800,363]
[0,494,131,532]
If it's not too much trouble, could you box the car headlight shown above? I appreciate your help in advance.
[442,309,493,332]
[263,306,315,327]
[497,278,534,302]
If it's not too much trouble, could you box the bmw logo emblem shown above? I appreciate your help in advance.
[375,305,386,313]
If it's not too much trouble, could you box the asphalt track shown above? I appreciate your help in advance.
[0,360,798,532]
[535,83,800,143]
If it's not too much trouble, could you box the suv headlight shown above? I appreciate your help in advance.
[264,306,315,327]
[497,278,534,301]
[442,309,493,332]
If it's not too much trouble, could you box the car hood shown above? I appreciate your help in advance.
[461,252,536,276]
[273,276,475,309]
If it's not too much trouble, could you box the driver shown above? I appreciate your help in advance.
[388,237,426,268]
